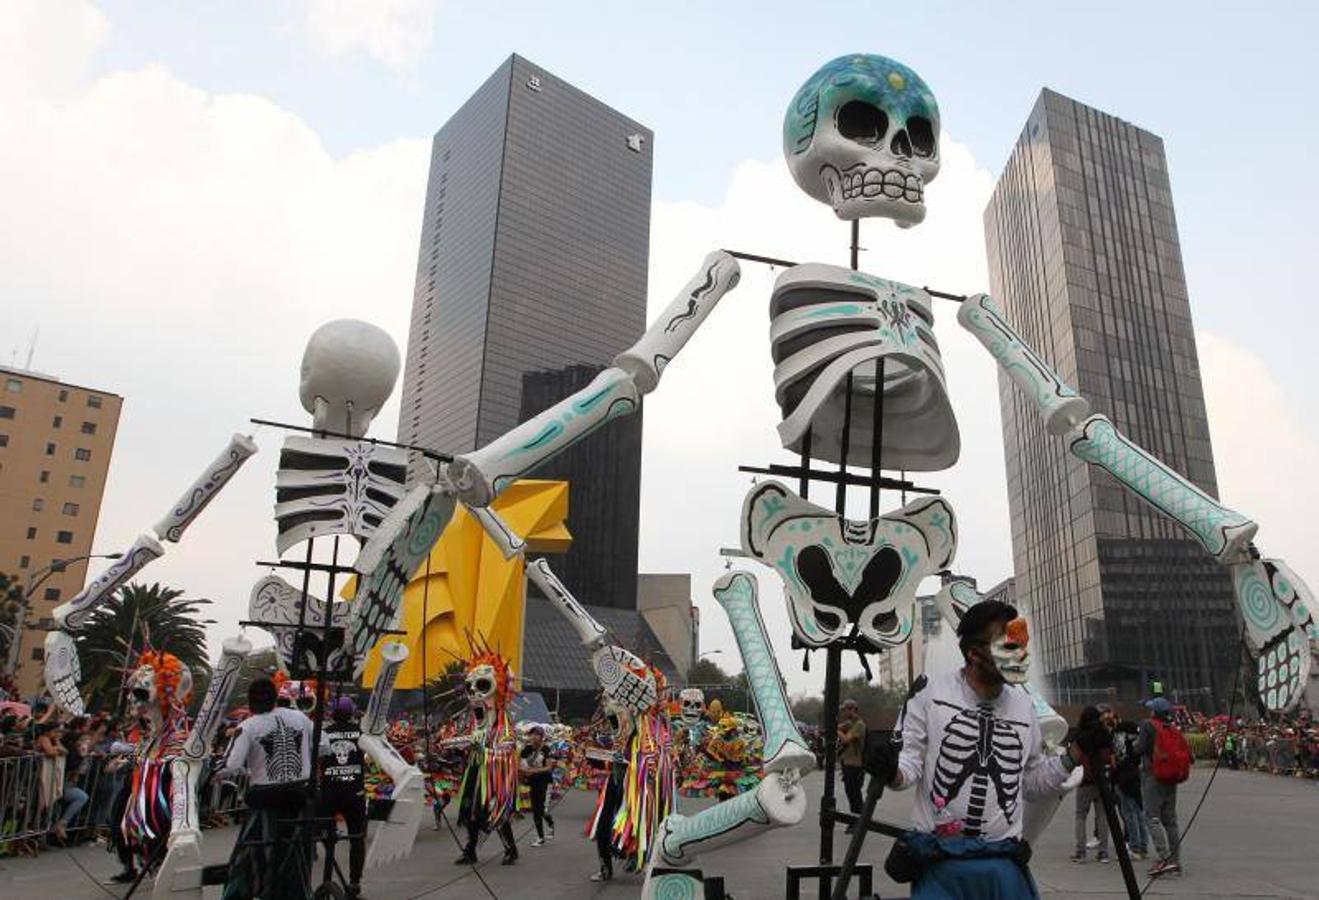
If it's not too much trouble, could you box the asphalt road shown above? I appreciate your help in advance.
[3,766,1314,898]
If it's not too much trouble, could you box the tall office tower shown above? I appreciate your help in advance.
[398,55,651,608]
[983,89,1237,706]
[0,366,122,695]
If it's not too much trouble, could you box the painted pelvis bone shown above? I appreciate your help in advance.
[741,480,956,648]
[770,264,959,471]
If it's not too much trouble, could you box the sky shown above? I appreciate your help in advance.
[3,0,1317,699]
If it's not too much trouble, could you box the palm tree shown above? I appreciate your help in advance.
[74,582,211,712]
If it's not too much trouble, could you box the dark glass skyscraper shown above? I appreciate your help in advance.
[399,54,651,608]
[983,89,1237,707]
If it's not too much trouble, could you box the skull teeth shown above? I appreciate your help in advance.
[833,167,923,203]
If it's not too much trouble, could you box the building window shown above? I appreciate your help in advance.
[19,555,29,569]
[36,617,54,630]
[69,474,85,488]
[58,389,68,402]
[0,405,13,418]
[80,421,96,435]
[45,442,55,456]
[31,647,43,662]
[62,502,79,516]
[44,587,60,602]
[56,530,73,544]
[74,448,91,461]
[39,470,49,483]
[0,434,7,448]
[26,527,36,540]
[31,498,43,511]
[52,415,62,428]
[87,395,102,409]
[5,378,20,393]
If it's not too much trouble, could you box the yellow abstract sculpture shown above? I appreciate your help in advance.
[359,479,571,689]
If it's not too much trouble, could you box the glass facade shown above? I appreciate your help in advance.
[983,90,1238,707]
[398,54,651,608]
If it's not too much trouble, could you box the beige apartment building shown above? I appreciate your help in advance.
[0,365,121,697]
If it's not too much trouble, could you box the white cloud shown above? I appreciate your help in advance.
[1198,332,1318,582]
[1,0,430,652]
[283,0,440,76]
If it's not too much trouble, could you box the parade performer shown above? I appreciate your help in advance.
[318,696,367,899]
[220,676,317,900]
[108,648,193,884]
[865,601,1103,898]
[586,700,629,882]
[451,647,519,867]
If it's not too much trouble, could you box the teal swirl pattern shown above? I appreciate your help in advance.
[783,55,938,157]
[649,873,702,900]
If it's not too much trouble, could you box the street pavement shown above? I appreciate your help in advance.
[3,766,1314,898]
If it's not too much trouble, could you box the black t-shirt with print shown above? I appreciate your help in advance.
[321,722,364,792]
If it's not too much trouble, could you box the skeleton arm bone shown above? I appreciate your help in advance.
[959,293,1316,713]
[46,433,258,715]
[153,636,252,900]
[448,252,741,508]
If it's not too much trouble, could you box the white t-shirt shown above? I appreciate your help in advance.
[224,707,316,786]
[894,670,1071,842]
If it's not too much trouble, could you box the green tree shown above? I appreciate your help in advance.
[74,582,211,712]
[685,657,753,715]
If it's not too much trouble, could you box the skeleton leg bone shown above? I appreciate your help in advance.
[153,635,252,900]
[359,642,426,868]
[959,292,1317,714]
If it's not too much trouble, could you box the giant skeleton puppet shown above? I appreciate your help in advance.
[642,53,1319,898]
[55,252,744,895]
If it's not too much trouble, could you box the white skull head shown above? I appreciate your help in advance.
[465,664,498,726]
[126,665,158,717]
[299,320,401,438]
[990,617,1031,685]
[330,739,354,765]
[784,54,941,227]
[678,688,705,725]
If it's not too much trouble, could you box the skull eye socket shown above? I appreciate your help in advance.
[472,677,493,696]
[837,101,888,147]
[908,117,936,158]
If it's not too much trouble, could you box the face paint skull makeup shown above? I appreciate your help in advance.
[465,663,498,727]
[990,618,1030,684]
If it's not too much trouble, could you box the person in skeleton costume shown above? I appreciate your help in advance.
[220,676,317,900]
[451,649,519,867]
[318,696,367,898]
[111,649,194,883]
[865,602,1099,897]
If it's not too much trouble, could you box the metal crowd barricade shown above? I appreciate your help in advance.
[0,754,58,854]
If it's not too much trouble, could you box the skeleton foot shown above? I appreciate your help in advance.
[712,572,813,773]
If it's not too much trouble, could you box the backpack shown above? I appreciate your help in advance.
[1150,719,1192,784]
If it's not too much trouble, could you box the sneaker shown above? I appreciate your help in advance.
[1097,851,1110,864]
[108,870,137,885]
[1086,836,1101,848]
[1163,861,1182,876]
[1070,852,1087,864]
[531,837,545,847]
[1149,859,1176,877]
[547,822,555,839]
[501,851,518,866]
[454,852,477,866]
[1129,848,1147,861]
[590,867,613,882]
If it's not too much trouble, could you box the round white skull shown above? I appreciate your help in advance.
[783,54,941,227]
[678,688,705,724]
[465,663,498,726]
[299,320,401,438]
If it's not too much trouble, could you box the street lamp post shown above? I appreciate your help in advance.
[5,553,123,677]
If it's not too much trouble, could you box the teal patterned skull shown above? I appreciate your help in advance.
[783,54,941,227]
